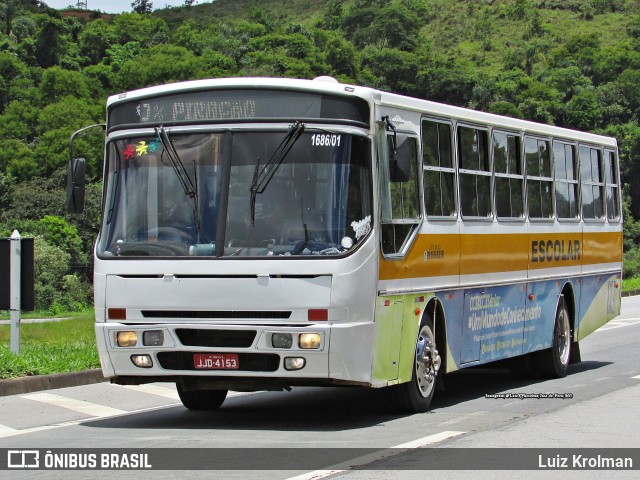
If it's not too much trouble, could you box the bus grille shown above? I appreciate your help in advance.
[157,352,280,372]
[142,310,291,319]
[175,329,257,348]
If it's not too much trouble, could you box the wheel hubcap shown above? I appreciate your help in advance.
[557,308,570,366]
[416,327,440,397]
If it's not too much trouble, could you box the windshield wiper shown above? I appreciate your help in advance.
[249,121,305,226]
[155,126,200,235]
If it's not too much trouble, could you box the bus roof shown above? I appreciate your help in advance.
[107,77,617,147]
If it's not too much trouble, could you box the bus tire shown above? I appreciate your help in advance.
[176,384,228,410]
[391,319,441,413]
[538,298,571,378]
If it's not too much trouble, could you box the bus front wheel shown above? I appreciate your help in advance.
[538,298,571,378]
[176,384,228,410]
[391,320,441,413]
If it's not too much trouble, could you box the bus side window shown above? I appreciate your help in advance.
[458,126,491,218]
[525,136,553,219]
[493,131,524,219]
[378,130,420,255]
[604,150,620,221]
[580,145,605,220]
[422,119,456,217]
[553,141,579,220]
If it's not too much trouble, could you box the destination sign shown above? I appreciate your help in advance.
[107,89,369,129]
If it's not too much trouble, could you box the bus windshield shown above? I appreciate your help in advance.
[97,130,372,258]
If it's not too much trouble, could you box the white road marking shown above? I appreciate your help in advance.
[0,403,180,439]
[438,411,484,425]
[1,388,267,439]
[21,392,127,417]
[0,424,17,435]
[438,417,467,425]
[285,430,465,480]
[632,375,640,380]
[117,384,181,400]
[598,319,640,331]
[116,384,261,400]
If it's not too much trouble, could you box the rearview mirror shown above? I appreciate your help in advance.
[66,157,86,214]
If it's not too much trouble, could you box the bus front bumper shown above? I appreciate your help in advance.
[95,321,375,389]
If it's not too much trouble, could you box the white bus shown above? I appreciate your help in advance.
[67,77,622,412]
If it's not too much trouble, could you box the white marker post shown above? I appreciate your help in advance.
[10,229,21,354]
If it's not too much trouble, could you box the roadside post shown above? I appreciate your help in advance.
[0,230,35,354]
[10,230,21,353]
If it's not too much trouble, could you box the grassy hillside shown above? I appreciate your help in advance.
[157,0,332,26]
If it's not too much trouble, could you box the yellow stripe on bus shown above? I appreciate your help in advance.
[379,231,622,280]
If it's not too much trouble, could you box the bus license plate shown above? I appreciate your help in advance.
[194,353,239,370]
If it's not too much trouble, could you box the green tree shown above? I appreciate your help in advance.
[325,34,358,78]
[0,51,28,111]
[0,138,35,180]
[35,18,65,68]
[39,66,91,103]
[38,215,85,267]
[131,0,153,15]
[112,13,167,46]
[32,237,71,311]
[343,3,419,51]
[0,100,37,141]
[115,44,210,90]
[417,56,478,106]
[0,172,16,215]
[360,47,420,96]
[78,19,116,65]
[562,88,602,130]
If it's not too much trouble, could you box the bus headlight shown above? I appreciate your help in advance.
[116,331,138,347]
[298,333,321,349]
[143,330,164,346]
[272,333,293,349]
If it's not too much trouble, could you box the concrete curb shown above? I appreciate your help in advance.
[622,289,640,297]
[0,369,106,397]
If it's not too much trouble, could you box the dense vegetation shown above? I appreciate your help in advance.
[2,0,640,311]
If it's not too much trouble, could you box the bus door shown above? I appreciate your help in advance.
[375,119,421,382]
[373,296,404,381]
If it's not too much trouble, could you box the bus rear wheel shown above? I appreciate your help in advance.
[391,320,441,413]
[176,384,228,410]
[538,298,571,378]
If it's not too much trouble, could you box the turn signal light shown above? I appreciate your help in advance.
[308,309,328,321]
[108,308,127,320]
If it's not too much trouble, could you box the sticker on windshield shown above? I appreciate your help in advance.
[351,215,371,240]
[311,134,342,147]
[136,141,149,156]
[123,144,135,160]
[123,140,162,161]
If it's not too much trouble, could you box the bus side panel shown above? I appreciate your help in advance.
[576,273,621,341]
[372,295,404,385]
[459,284,528,365]
[439,290,463,374]
[523,279,564,353]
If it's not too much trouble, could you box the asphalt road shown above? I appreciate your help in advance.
[1,297,639,479]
